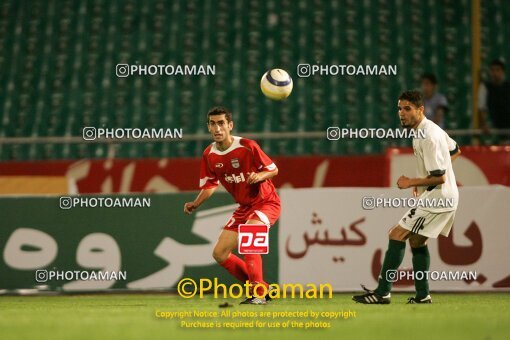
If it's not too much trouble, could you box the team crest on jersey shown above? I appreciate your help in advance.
[231,158,240,168]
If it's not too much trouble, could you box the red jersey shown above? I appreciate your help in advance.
[199,136,280,206]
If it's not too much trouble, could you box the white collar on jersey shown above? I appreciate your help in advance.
[415,116,428,130]
[210,136,244,155]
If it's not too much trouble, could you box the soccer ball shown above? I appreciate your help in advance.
[260,69,293,100]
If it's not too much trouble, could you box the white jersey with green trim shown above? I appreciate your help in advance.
[412,117,459,212]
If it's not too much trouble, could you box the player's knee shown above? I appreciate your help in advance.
[388,225,408,241]
[409,236,427,248]
[212,247,229,263]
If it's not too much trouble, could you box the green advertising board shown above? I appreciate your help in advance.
[0,193,279,291]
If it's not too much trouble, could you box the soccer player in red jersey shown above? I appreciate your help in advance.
[183,107,280,305]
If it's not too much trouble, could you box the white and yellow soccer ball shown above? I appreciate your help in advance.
[260,68,293,100]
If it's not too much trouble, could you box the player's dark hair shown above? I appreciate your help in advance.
[490,59,505,71]
[398,90,424,108]
[207,107,233,123]
[421,73,437,84]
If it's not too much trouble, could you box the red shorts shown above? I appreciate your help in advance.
[223,200,281,232]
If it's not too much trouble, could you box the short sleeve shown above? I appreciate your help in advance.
[422,138,447,176]
[250,141,277,171]
[446,135,459,155]
[199,152,219,189]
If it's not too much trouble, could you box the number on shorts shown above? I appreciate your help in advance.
[226,217,236,228]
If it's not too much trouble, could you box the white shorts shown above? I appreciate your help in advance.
[399,208,456,238]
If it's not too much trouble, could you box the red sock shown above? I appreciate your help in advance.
[244,254,268,296]
[220,254,249,283]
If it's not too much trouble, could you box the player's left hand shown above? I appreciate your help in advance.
[397,175,412,189]
[246,172,263,184]
[413,186,419,197]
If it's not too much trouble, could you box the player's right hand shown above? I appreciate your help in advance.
[184,202,197,215]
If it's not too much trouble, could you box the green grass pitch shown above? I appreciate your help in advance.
[1,293,508,340]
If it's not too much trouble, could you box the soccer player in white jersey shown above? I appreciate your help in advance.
[353,90,461,304]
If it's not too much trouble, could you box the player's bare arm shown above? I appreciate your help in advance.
[397,174,445,189]
[450,147,461,162]
[246,168,279,184]
[184,187,217,214]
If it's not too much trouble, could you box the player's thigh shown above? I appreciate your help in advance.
[388,224,412,241]
[213,229,238,257]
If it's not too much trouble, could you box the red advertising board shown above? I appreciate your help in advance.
[0,146,508,194]
[0,156,389,193]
